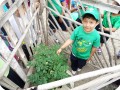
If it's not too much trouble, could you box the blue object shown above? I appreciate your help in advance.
[60,0,65,2]
[3,4,9,12]
[71,0,77,7]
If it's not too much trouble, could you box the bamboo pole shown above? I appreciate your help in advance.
[17,4,34,55]
[54,0,75,31]
[100,48,110,67]
[98,32,120,41]
[56,1,78,31]
[88,62,100,69]
[90,58,96,66]
[49,12,72,51]
[48,30,57,44]
[46,6,81,26]
[0,37,26,82]
[95,53,106,68]
[46,6,120,41]
[38,0,48,45]
[98,9,112,66]
[72,72,120,90]
[107,12,117,65]
[93,55,102,68]
[26,65,120,90]
[45,2,49,45]
[49,28,61,44]
[24,67,34,88]
[78,0,85,12]
[36,13,42,44]
[48,19,66,43]
[94,53,104,68]
[0,0,25,27]
[48,0,72,34]
[38,17,45,44]
[49,12,67,41]
[13,15,33,57]
[95,76,120,90]
[7,14,29,67]
[80,0,120,13]
[39,15,48,45]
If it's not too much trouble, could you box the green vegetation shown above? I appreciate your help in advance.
[28,44,69,85]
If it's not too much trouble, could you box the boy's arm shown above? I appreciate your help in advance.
[61,0,66,15]
[57,39,73,55]
[103,27,116,32]
[61,0,66,7]
[87,47,97,62]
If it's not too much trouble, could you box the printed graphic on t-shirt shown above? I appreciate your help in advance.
[75,38,92,53]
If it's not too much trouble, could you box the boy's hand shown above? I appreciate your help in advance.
[57,48,62,55]
[87,57,92,62]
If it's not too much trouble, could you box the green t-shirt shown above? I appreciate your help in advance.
[0,58,9,77]
[102,11,120,29]
[70,26,100,59]
[70,12,79,20]
[48,0,62,17]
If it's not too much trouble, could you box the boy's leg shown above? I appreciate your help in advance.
[70,53,78,71]
[95,24,110,44]
[48,14,59,32]
[78,58,87,69]
[58,17,69,31]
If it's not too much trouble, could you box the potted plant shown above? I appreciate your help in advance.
[27,44,69,86]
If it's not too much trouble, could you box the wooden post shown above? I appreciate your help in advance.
[98,9,112,66]
[107,10,117,66]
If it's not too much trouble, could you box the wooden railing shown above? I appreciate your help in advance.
[0,0,120,90]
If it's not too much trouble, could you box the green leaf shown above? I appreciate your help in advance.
[27,44,69,85]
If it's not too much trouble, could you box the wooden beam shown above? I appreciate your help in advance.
[72,72,120,90]
[26,65,120,90]
[80,0,120,13]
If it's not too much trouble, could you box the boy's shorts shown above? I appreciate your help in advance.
[48,14,69,31]
[70,53,87,71]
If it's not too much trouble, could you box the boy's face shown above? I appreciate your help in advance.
[82,18,98,32]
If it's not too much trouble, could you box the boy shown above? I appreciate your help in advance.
[70,3,99,29]
[97,0,120,54]
[57,8,100,74]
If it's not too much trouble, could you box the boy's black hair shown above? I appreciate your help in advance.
[82,13,98,22]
